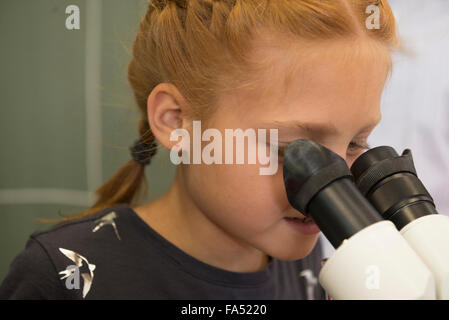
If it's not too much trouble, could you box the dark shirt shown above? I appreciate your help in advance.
[0,203,326,299]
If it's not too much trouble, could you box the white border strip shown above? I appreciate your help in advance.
[85,0,103,203]
[0,189,92,207]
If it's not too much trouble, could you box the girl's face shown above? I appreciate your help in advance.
[181,39,391,261]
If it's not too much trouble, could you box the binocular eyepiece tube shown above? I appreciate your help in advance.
[283,139,446,299]
[350,146,438,230]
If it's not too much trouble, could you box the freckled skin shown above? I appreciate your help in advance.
[135,38,392,272]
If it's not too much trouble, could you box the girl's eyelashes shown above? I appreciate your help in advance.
[263,143,288,158]
[275,140,370,158]
[348,140,371,152]
[277,144,288,158]
[347,140,371,159]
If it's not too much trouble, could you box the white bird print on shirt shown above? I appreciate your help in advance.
[92,211,121,240]
[58,248,96,298]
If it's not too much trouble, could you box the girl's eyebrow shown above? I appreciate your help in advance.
[260,116,381,136]
[260,120,340,135]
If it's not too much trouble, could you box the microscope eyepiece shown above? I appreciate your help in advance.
[350,146,437,230]
[349,145,399,183]
[283,139,382,248]
[282,139,352,214]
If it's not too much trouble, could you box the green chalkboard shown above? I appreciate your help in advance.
[0,0,176,282]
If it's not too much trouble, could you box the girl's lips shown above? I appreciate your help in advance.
[284,216,313,223]
[283,217,320,235]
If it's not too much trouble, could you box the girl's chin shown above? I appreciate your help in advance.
[267,237,320,261]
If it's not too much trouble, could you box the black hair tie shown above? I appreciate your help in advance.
[129,138,158,166]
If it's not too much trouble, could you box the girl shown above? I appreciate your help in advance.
[0,0,399,299]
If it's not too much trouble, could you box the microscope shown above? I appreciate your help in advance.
[283,139,449,299]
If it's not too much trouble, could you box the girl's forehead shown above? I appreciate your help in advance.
[210,39,388,134]
[231,36,392,103]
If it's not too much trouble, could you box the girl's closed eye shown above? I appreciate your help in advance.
[276,140,371,159]
[347,140,371,156]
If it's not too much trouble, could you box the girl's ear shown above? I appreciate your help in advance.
[147,83,188,150]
